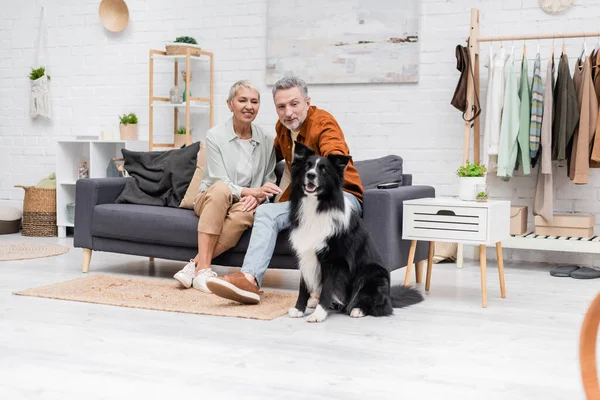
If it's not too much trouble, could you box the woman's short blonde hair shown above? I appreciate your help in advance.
[227,80,260,102]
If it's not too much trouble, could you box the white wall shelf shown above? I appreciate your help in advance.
[151,54,205,62]
[56,140,147,238]
[151,102,210,109]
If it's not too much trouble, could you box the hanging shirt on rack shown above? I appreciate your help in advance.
[590,49,600,165]
[534,55,555,224]
[516,55,532,175]
[530,53,544,164]
[483,46,507,171]
[497,54,520,180]
[569,55,597,184]
[552,52,579,166]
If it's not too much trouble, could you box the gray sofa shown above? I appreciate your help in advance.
[74,155,434,274]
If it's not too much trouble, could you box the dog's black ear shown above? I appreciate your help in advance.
[327,153,352,175]
[293,141,315,164]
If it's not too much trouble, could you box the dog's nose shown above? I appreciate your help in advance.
[306,172,317,180]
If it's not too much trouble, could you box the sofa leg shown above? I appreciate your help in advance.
[149,257,155,262]
[415,260,424,283]
[82,249,92,273]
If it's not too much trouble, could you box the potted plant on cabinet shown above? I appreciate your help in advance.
[166,36,202,57]
[174,126,192,149]
[456,160,487,201]
[119,113,138,140]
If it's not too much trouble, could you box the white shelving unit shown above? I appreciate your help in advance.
[502,231,600,253]
[55,139,147,238]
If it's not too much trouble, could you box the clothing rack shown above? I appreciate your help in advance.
[459,8,600,259]
[462,7,600,164]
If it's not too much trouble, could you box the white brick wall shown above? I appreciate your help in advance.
[2,0,600,265]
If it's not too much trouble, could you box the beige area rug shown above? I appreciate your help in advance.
[0,242,69,262]
[14,274,297,321]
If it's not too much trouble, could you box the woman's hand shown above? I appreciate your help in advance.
[239,195,259,212]
[242,183,282,202]
[254,183,282,201]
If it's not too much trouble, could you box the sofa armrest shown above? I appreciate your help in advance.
[362,185,435,271]
[401,174,412,186]
[74,178,129,249]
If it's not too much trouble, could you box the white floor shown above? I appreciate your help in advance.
[0,233,598,400]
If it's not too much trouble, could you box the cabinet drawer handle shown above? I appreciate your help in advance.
[436,210,456,216]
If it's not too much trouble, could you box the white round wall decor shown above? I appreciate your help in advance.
[539,0,573,14]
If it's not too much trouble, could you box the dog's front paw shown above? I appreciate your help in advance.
[350,308,365,318]
[307,296,319,309]
[288,307,304,318]
[306,305,328,323]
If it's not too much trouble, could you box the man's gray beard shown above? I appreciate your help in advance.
[283,121,298,131]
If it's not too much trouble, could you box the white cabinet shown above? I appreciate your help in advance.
[402,197,511,308]
[403,198,510,246]
[56,140,147,238]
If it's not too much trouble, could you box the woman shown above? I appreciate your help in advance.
[174,80,282,291]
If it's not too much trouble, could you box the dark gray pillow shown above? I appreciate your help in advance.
[115,141,200,207]
[354,155,403,190]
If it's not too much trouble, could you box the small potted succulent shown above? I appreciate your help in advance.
[166,36,202,56]
[174,126,192,148]
[476,190,488,202]
[119,112,138,140]
[456,160,487,201]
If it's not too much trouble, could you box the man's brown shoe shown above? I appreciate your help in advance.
[205,272,260,304]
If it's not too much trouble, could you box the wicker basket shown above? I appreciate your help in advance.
[14,185,57,237]
[165,42,202,57]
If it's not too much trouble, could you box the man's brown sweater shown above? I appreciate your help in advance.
[274,105,364,203]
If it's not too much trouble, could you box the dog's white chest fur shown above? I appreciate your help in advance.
[290,196,352,292]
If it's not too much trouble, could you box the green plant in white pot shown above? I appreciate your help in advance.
[119,113,138,141]
[456,160,487,201]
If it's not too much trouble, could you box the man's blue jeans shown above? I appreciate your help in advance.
[240,192,362,286]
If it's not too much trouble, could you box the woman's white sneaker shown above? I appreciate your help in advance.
[173,260,196,288]
[193,268,217,293]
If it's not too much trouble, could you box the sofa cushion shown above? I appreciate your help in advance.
[179,142,207,209]
[92,203,296,256]
[115,141,200,208]
[92,204,199,248]
[354,155,403,190]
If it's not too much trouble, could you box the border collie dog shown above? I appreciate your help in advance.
[287,142,424,323]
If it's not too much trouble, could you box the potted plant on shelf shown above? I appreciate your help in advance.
[174,126,192,149]
[119,113,138,140]
[165,36,202,57]
[456,160,487,201]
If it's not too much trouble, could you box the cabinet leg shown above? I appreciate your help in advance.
[58,226,67,238]
[426,241,434,291]
[496,242,506,298]
[479,244,487,308]
[82,249,92,273]
[415,260,424,284]
[456,243,464,268]
[403,240,417,286]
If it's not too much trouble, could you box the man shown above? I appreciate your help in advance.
[205,76,364,304]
